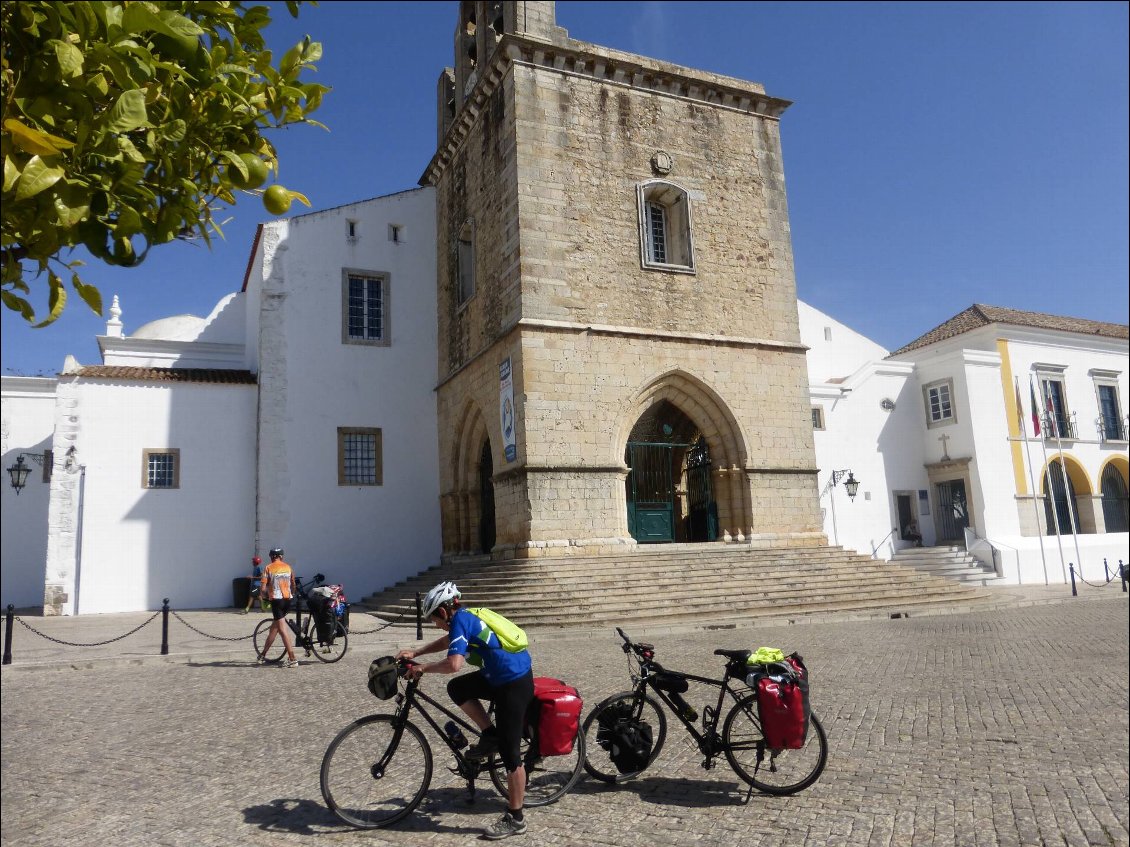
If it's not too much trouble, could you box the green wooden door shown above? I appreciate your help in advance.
[626,442,677,542]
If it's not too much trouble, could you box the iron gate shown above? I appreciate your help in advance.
[685,437,718,542]
[935,480,968,543]
[626,442,679,542]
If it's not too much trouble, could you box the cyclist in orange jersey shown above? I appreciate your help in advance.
[257,548,299,668]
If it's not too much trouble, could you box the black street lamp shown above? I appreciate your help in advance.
[831,469,860,501]
[6,453,47,495]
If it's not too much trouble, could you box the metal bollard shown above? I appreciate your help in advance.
[1121,560,1127,593]
[1068,564,1077,597]
[415,592,423,640]
[1104,558,1110,583]
[3,605,13,668]
[161,598,170,655]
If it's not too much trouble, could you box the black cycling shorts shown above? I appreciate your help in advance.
[448,670,534,773]
[270,598,291,621]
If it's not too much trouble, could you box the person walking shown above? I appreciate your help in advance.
[397,581,532,840]
[241,555,268,614]
[257,548,299,668]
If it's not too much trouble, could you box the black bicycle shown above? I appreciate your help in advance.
[252,574,348,664]
[582,627,827,796]
[320,659,586,828]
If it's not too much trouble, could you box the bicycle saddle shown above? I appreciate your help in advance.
[713,648,751,662]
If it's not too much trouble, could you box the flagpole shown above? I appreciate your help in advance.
[1033,375,1067,582]
[1016,376,1048,584]
[1047,398,1084,578]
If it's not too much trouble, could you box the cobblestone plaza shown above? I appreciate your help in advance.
[2,595,1127,846]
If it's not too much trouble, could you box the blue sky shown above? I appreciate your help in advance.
[2,1,1127,376]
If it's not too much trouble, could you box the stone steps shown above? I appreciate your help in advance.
[356,544,991,629]
[891,546,1004,587]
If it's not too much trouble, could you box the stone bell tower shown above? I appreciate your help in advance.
[422,2,824,559]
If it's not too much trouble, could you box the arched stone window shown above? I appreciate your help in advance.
[637,180,695,272]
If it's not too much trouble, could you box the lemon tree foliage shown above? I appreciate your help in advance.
[1,1,326,326]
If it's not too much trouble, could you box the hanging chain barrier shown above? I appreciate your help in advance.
[1069,559,1127,594]
[3,594,424,666]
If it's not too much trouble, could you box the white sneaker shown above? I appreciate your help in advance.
[282,658,300,669]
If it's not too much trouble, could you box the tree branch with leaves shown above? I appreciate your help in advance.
[1,0,327,325]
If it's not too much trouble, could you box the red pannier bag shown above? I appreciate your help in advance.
[749,653,810,750]
[532,677,583,756]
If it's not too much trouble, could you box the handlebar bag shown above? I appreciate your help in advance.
[531,677,583,756]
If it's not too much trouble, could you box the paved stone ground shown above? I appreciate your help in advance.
[1,591,1127,847]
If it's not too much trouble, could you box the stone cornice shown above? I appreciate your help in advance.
[421,33,791,186]
[519,318,807,353]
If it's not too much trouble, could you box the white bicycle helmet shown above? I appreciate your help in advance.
[421,581,461,618]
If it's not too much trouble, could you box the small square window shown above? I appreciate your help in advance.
[811,406,825,430]
[142,449,180,489]
[338,428,382,486]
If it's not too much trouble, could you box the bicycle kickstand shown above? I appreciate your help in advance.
[740,783,755,806]
[463,778,477,805]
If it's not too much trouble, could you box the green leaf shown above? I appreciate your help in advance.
[14,156,66,201]
[48,38,85,77]
[2,157,20,193]
[1,290,37,323]
[105,89,148,132]
[72,273,103,315]
[4,118,76,156]
[32,273,67,328]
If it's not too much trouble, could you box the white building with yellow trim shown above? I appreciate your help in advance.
[877,305,1128,584]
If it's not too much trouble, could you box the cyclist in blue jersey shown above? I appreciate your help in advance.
[397,581,533,840]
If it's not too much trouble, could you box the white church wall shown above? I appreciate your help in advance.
[250,189,441,597]
[1,377,57,609]
[50,378,256,614]
[801,302,929,559]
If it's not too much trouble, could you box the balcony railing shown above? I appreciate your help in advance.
[1041,411,1077,441]
[1097,414,1128,443]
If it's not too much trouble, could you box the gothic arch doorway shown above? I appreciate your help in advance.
[624,400,718,543]
[447,400,497,555]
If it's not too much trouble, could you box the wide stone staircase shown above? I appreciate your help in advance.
[355,544,1000,630]
[889,545,1004,587]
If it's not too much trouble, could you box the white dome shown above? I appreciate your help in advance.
[130,314,207,341]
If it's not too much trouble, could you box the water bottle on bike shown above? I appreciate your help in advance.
[444,720,469,750]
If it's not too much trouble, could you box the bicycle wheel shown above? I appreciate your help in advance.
[581,691,667,783]
[320,715,433,828]
[252,618,285,664]
[488,723,586,806]
[722,694,827,795]
[312,620,349,663]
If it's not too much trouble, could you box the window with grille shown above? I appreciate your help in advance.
[342,270,390,346]
[811,406,825,430]
[338,428,382,486]
[142,449,180,489]
[924,380,955,427]
[637,181,695,271]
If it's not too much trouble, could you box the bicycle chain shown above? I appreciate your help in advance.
[171,610,255,641]
[15,611,160,647]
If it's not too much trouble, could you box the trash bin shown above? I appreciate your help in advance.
[233,577,252,609]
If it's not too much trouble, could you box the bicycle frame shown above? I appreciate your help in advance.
[634,663,750,763]
[391,675,506,797]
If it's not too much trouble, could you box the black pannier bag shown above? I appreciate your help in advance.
[596,700,654,774]
[307,591,336,643]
